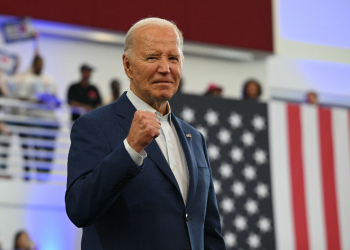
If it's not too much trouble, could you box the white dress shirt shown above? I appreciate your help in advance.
[123,90,190,204]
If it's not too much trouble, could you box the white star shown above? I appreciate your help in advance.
[229,146,244,162]
[180,106,195,123]
[242,165,256,181]
[220,197,235,213]
[255,182,269,199]
[257,216,271,233]
[208,144,220,161]
[217,128,232,145]
[245,199,259,215]
[196,125,208,139]
[228,112,242,128]
[218,162,233,179]
[253,148,267,165]
[204,109,219,126]
[247,233,261,249]
[223,232,237,247]
[252,115,265,131]
[231,181,246,197]
[233,215,247,231]
[241,130,255,147]
[213,178,222,195]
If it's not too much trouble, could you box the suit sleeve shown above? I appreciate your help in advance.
[65,114,141,228]
[201,133,227,250]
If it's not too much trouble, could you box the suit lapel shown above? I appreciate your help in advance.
[145,140,181,194]
[172,114,198,207]
[114,93,182,195]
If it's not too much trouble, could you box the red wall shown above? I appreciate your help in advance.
[1,0,273,51]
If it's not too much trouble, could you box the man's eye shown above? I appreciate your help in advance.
[169,57,178,61]
[147,57,156,60]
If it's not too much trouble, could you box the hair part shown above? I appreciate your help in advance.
[124,17,184,59]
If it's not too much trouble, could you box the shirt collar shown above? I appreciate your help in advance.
[126,89,172,124]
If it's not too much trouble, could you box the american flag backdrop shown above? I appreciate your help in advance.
[170,94,350,250]
[171,94,276,250]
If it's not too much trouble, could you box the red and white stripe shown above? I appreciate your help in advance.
[269,101,350,250]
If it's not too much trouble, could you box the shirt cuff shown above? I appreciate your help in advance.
[123,139,147,166]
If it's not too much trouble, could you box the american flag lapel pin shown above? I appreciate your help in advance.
[186,134,192,138]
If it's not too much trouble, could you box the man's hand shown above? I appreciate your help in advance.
[127,111,161,153]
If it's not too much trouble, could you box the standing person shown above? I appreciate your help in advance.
[110,78,121,102]
[65,17,226,250]
[67,64,102,121]
[16,54,59,181]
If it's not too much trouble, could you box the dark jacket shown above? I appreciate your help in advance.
[65,92,226,250]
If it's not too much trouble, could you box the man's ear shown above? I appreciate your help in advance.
[123,54,133,79]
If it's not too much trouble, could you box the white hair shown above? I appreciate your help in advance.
[124,17,184,59]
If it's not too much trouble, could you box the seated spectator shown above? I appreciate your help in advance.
[16,54,60,181]
[14,230,36,250]
[110,79,121,102]
[242,79,262,100]
[205,82,223,97]
[67,64,102,121]
[306,91,318,105]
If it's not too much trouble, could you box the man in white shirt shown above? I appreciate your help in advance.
[66,17,226,250]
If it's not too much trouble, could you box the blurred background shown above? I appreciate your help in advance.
[0,0,349,249]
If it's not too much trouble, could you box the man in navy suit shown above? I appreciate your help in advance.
[65,17,226,250]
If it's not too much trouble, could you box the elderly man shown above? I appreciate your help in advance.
[65,17,226,250]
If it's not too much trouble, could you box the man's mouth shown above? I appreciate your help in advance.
[153,81,172,84]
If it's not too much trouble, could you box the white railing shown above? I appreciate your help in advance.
[0,97,77,185]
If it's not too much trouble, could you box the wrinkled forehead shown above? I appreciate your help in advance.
[135,26,181,52]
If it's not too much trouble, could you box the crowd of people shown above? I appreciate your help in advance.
[204,79,263,100]
[0,49,320,181]
[0,53,122,180]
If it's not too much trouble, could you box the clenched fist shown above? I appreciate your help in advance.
[126,111,161,153]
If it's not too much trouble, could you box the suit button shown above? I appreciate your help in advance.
[126,172,132,178]
[115,184,122,189]
[185,214,191,221]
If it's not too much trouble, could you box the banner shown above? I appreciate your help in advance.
[1,18,36,43]
[0,50,19,75]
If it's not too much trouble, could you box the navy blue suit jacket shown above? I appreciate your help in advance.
[65,93,226,250]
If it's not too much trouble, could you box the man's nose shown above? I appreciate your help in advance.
[158,57,170,74]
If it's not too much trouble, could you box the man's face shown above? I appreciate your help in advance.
[33,58,43,75]
[123,25,183,107]
[246,82,259,98]
[82,69,91,81]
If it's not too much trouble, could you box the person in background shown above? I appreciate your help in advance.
[204,82,223,96]
[13,230,36,250]
[110,79,121,102]
[306,91,318,105]
[16,54,60,181]
[67,64,102,121]
[242,79,262,100]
